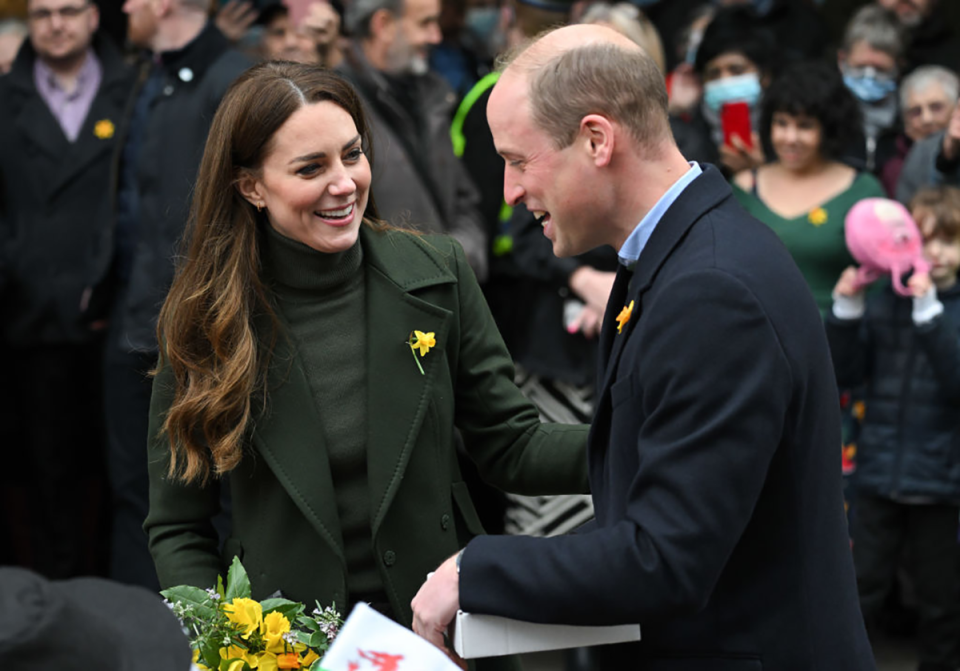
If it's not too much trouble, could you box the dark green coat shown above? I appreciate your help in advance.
[145,226,589,639]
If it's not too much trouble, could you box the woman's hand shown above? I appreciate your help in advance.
[833,266,864,298]
[719,132,763,174]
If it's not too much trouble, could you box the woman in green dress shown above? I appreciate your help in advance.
[732,61,886,314]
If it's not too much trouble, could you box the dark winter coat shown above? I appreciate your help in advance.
[0,35,133,346]
[826,281,960,503]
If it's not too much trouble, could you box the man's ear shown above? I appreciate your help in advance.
[580,114,615,167]
[236,173,263,208]
[370,8,397,41]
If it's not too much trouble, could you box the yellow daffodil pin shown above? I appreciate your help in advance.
[408,330,436,375]
[615,300,635,334]
[808,207,828,226]
[93,119,115,140]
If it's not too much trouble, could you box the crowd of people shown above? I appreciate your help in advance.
[0,0,959,669]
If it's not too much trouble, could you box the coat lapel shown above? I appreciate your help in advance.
[251,329,346,565]
[14,93,66,164]
[362,228,457,538]
[47,92,120,199]
[596,166,731,401]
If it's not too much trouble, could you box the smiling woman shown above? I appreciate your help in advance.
[731,60,887,314]
[144,62,589,671]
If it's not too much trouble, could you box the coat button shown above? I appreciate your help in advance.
[383,550,396,566]
[441,514,451,530]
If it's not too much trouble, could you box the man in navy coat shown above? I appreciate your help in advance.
[412,25,876,670]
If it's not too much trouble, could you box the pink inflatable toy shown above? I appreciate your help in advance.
[844,198,930,297]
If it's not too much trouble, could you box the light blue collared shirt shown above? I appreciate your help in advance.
[618,162,702,268]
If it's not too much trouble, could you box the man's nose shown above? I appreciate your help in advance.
[425,23,441,46]
[503,177,524,207]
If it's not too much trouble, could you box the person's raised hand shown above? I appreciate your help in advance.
[719,132,764,174]
[941,105,960,162]
[302,1,340,48]
[216,0,259,42]
[833,266,864,298]
[907,271,933,297]
[668,64,702,117]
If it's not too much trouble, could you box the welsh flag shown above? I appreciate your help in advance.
[319,603,461,671]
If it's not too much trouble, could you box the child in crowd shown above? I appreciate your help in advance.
[826,186,960,671]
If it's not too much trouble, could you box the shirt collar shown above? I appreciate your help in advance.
[34,48,99,97]
[618,162,702,268]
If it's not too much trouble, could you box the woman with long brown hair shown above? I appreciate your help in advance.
[144,61,588,656]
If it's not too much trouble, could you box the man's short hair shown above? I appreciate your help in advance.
[502,41,669,152]
[842,5,904,62]
[345,0,403,38]
[900,65,960,110]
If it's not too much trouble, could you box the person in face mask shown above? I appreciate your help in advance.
[693,6,777,175]
[838,5,905,173]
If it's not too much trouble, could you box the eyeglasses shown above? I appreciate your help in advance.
[904,101,950,120]
[28,3,91,21]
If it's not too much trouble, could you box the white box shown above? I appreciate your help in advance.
[451,611,641,659]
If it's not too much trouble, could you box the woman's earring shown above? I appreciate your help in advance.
[257,201,264,213]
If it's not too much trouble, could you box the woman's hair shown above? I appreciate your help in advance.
[693,6,777,78]
[759,61,862,162]
[909,186,960,241]
[579,3,666,73]
[842,5,904,63]
[156,61,379,484]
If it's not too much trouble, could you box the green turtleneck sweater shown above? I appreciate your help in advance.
[260,224,382,597]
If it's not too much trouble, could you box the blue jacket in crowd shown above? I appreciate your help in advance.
[826,281,960,503]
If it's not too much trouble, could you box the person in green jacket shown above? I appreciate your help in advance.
[144,62,589,667]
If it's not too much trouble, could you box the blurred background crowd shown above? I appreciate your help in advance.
[1,0,959,668]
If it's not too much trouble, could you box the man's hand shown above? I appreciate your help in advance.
[216,0,259,42]
[941,105,960,162]
[719,132,763,174]
[411,552,461,653]
[568,267,615,315]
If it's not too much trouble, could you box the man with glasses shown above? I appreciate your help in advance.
[0,0,133,579]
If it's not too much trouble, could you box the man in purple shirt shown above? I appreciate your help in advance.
[0,0,133,579]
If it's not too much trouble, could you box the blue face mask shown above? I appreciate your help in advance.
[465,7,500,43]
[703,72,762,112]
[842,66,898,103]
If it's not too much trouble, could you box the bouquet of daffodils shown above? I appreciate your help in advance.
[163,557,342,671]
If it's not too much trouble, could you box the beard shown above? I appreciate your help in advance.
[384,35,428,76]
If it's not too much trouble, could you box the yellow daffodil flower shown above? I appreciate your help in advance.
[615,300,635,334]
[224,597,263,639]
[411,330,436,356]
[808,207,828,226]
[226,661,247,671]
[301,649,320,667]
[258,652,280,671]
[220,645,259,669]
[262,611,292,654]
[93,119,114,139]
